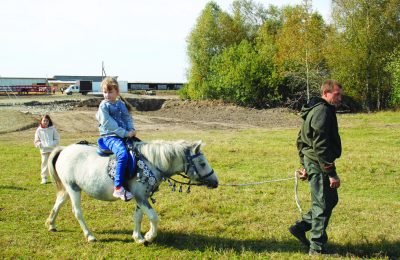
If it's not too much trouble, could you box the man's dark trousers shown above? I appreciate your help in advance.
[295,157,339,251]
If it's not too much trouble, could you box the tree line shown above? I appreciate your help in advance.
[181,0,400,111]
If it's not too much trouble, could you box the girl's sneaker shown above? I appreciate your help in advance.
[113,187,133,201]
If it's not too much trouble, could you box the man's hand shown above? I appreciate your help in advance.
[329,175,341,188]
[297,168,308,181]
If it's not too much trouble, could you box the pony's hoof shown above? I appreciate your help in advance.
[133,232,145,244]
[144,232,156,243]
[143,241,149,246]
[87,235,96,242]
[49,228,57,232]
[133,236,146,244]
[136,239,146,245]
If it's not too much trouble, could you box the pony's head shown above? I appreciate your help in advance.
[184,141,218,189]
[137,140,218,188]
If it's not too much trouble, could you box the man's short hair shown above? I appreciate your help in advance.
[321,80,342,93]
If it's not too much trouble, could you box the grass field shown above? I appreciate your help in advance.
[0,111,399,259]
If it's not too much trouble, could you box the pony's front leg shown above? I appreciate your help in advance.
[138,201,159,243]
[132,205,145,244]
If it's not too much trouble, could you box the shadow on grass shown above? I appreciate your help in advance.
[158,232,399,258]
[331,241,400,259]
[98,229,304,253]
[100,237,134,243]
[156,231,300,254]
[99,229,131,235]
[0,185,27,191]
[95,229,399,258]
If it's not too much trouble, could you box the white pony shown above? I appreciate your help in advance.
[46,140,218,243]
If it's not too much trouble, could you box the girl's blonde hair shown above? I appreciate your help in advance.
[101,77,119,92]
[101,77,133,112]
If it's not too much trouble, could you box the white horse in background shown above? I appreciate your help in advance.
[46,140,218,244]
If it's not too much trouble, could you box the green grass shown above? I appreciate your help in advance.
[0,111,399,259]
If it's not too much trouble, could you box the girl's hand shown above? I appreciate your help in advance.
[127,130,136,137]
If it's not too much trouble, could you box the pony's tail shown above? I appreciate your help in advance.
[119,95,134,113]
[48,146,65,192]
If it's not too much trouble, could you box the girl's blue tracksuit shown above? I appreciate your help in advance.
[96,99,135,187]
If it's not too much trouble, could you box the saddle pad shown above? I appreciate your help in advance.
[107,157,117,180]
[106,151,135,181]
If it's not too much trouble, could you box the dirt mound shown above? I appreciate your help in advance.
[0,97,301,134]
[141,99,301,130]
[0,110,38,134]
[52,99,301,132]
[74,98,167,111]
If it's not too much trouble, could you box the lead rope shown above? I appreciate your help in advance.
[168,170,304,214]
[294,170,303,215]
[219,177,295,187]
[220,171,303,215]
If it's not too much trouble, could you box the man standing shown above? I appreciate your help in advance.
[289,79,343,255]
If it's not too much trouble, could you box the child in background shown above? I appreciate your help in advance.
[34,115,60,184]
[96,77,136,201]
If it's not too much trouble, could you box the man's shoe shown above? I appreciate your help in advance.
[309,248,338,257]
[309,248,330,256]
[288,225,310,247]
[113,187,133,201]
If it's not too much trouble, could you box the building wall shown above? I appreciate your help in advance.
[0,78,47,86]
[128,82,184,90]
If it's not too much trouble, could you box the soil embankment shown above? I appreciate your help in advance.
[0,95,301,133]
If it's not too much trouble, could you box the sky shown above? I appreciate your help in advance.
[0,0,331,82]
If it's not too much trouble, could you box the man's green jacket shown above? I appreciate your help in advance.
[297,97,341,177]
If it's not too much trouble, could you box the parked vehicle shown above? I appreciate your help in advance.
[65,85,79,95]
[65,80,92,95]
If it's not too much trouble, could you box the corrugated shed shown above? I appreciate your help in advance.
[0,77,47,86]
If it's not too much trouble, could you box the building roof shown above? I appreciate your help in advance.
[52,75,118,82]
[0,77,49,80]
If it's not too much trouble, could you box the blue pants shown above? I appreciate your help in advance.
[101,136,135,187]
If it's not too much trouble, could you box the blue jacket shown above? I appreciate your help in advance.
[96,99,135,138]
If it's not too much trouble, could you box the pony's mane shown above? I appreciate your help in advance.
[135,140,194,171]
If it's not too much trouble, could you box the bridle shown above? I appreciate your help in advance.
[184,150,215,181]
[168,149,215,187]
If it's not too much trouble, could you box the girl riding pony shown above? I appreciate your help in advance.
[96,77,137,201]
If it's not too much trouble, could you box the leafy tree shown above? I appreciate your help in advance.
[274,4,328,106]
[184,0,277,104]
[207,40,280,108]
[231,0,269,42]
[386,48,400,106]
[327,0,400,110]
[184,2,243,100]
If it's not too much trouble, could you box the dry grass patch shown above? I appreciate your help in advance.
[0,110,38,134]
